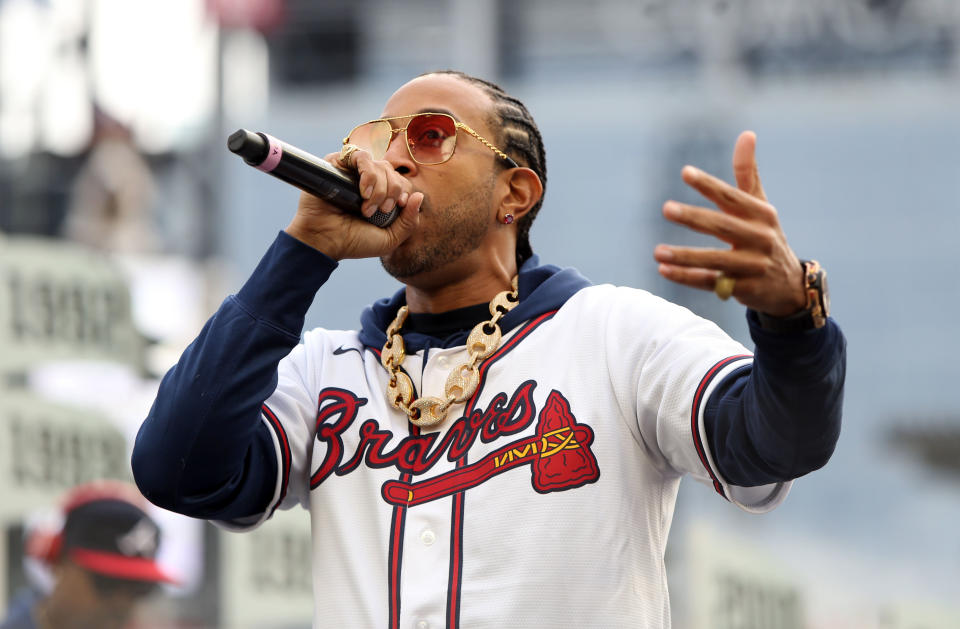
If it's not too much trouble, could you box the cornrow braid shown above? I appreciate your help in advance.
[420,70,547,269]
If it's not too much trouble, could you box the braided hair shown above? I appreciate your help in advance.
[420,70,547,269]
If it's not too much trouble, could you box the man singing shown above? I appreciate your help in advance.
[133,70,845,628]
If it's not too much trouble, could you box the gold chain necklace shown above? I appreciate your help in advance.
[381,276,519,427]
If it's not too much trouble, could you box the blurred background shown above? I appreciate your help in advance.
[1,0,958,627]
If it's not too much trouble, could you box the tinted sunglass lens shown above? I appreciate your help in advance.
[348,120,393,159]
[405,114,457,164]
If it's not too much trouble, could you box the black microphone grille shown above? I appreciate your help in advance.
[367,208,399,228]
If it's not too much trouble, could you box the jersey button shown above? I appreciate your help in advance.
[435,355,449,368]
[416,621,429,629]
[419,529,437,546]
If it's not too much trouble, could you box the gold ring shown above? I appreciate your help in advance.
[714,273,735,301]
[339,143,360,167]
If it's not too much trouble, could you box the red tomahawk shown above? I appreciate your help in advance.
[381,390,600,507]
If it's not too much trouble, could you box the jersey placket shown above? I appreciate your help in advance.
[398,346,469,629]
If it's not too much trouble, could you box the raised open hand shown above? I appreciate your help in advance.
[653,131,806,317]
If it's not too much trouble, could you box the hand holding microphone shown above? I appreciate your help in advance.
[228,129,400,226]
[228,129,422,260]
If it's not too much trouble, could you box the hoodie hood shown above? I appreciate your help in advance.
[358,255,592,353]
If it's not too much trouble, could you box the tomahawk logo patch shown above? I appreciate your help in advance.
[310,382,600,504]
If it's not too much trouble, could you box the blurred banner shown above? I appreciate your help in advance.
[684,522,960,629]
[0,235,142,370]
[219,508,313,628]
[686,523,805,629]
[0,389,129,521]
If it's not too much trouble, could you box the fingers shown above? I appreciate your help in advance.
[290,148,422,260]
[656,132,807,314]
[655,264,770,304]
[383,192,423,242]
[655,260,771,303]
[653,244,770,278]
[657,195,782,281]
[327,149,412,220]
[290,188,422,261]
[681,165,777,226]
[354,152,408,219]
[345,191,422,258]
[655,264,717,293]
[661,200,775,247]
[732,130,767,201]
[323,151,346,165]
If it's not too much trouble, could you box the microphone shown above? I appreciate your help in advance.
[227,129,399,227]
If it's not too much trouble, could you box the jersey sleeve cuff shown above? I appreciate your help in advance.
[747,310,844,379]
[692,354,793,514]
[214,403,292,532]
[235,231,339,336]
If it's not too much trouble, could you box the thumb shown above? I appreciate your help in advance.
[382,192,423,247]
[732,130,767,201]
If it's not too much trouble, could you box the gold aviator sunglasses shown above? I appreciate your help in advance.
[343,112,518,168]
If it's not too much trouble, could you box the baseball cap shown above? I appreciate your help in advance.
[58,482,177,585]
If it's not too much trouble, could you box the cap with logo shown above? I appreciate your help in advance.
[30,480,176,585]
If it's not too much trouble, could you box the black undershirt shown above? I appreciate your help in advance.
[402,303,491,339]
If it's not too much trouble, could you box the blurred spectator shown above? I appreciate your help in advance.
[0,481,175,629]
[60,109,160,254]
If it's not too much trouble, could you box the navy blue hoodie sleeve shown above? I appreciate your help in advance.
[704,311,846,487]
[131,232,337,519]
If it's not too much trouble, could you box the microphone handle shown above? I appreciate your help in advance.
[227,129,398,228]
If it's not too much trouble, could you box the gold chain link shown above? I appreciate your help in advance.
[382,276,519,427]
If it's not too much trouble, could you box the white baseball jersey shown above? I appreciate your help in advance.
[225,284,790,628]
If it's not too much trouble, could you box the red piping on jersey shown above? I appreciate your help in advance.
[387,467,411,629]
[446,310,558,629]
[690,354,752,500]
[372,345,417,629]
[262,403,291,516]
[447,484,465,628]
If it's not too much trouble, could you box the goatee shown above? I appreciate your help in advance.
[381,183,493,280]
